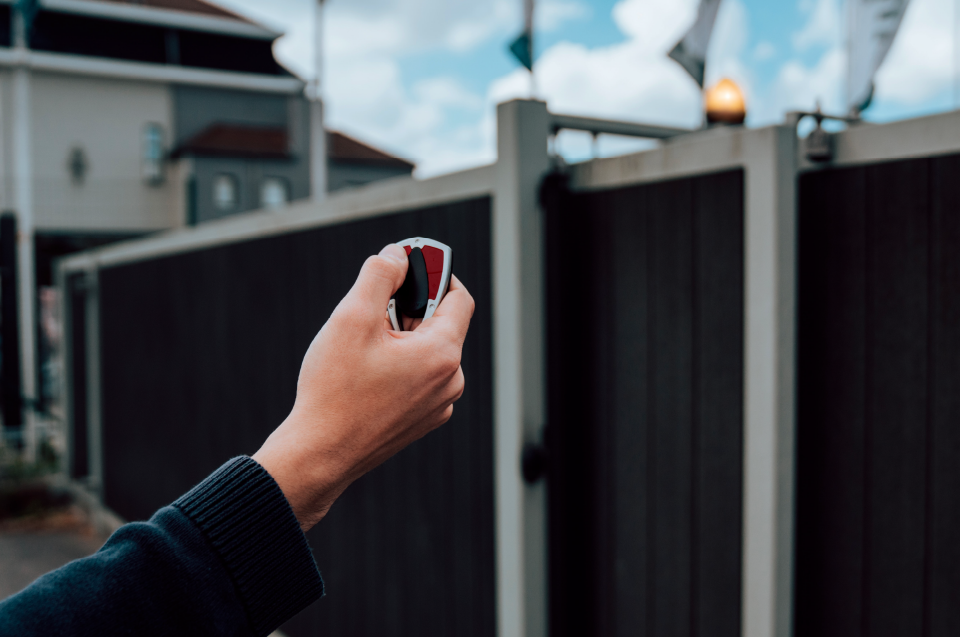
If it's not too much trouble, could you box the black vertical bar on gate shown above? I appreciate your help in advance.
[0,212,22,434]
[542,170,597,637]
[67,273,89,478]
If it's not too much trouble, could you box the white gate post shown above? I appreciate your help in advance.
[492,99,551,637]
[741,125,799,637]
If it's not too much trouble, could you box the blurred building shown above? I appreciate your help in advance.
[0,0,413,423]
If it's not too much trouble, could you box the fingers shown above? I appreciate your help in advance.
[415,275,475,344]
[343,245,408,326]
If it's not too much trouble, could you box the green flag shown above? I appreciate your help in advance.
[17,0,40,36]
[509,31,533,71]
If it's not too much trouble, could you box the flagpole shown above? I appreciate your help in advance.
[310,0,328,200]
[955,0,959,109]
[314,0,324,98]
[527,0,536,98]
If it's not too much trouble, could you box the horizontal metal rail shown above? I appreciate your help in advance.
[550,113,692,139]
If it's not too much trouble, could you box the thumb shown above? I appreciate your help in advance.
[343,244,408,325]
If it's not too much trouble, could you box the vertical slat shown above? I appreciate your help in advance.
[794,166,868,637]
[863,160,929,637]
[928,155,960,637]
[610,185,650,637]
[545,179,598,637]
[694,170,744,637]
[587,188,618,637]
[68,273,89,479]
[649,179,695,637]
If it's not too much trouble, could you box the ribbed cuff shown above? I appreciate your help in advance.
[174,456,324,636]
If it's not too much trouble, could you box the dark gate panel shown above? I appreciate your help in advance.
[545,170,744,637]
[97,197,494,637]
[795,155,960,637]
[67,273,89,479]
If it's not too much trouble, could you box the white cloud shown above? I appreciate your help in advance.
[768,47,846,119]
[218,0,520,79]
[792,0,841,52]
[225,0,960,177]
[488,0,719,126]
[539,0,591,32]
[873,0,954,105]
[413,78,483,109]
[611,0,696,51]
[320,0,718,175]
[753,41,776,61]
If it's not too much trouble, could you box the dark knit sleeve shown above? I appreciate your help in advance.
[0,456,324,637]
[174,456,325,634]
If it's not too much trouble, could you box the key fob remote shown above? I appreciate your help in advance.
[387,237,453,331]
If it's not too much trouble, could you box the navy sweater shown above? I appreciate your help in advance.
[0,457,324,636]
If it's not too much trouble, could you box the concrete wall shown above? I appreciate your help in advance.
[30,72,176,232]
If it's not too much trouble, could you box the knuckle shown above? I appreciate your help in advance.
[440,405,454,425]
[466,292,476,316]
[436,345,461,377]
[451,369,465,401]
[334,299,367,325]
[364,256,397,283]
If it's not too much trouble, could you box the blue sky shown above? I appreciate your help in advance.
[220,0,957,175]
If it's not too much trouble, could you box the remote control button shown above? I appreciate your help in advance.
[421,245,444,299]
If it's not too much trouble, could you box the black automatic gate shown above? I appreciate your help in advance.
[795,155,960,637]
[75,198,496,637]
[545,169,745,637]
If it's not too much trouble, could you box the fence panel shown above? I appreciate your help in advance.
[93,197,495,637]
[545,169,745,637]
[795,154,960,636]
[66,272,89,479]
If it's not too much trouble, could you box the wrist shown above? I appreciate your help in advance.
[252,413,352,532]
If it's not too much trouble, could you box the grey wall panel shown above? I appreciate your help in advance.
[795,154,960,637]
[96,198,494,637]
[172,86,289,146]
[545,169,744,637]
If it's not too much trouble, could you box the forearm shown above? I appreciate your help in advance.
[0,457,323,637]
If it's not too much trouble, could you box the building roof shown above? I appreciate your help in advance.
[327,131,415,170]
[78,0,253,23]
[172,124,416,170]
[172,124,289,159]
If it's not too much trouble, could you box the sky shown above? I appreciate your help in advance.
[217,0,960,177]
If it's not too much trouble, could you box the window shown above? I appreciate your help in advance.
[213,174,238,211]
[142,123,164,185]
[260,177,289,210]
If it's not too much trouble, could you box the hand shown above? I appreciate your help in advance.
[252,244,475,531]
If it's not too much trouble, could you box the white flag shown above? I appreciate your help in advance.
[668,0,723,87]
[847,0,911,113]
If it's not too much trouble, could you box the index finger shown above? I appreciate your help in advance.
[415,275,475,344]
